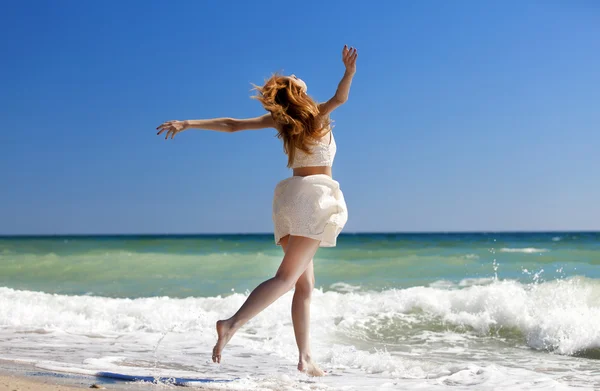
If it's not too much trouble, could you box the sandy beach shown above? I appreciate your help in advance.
[0,360,111,391]
[0,373,224,391]
[0,373,226,391]
[0,360,144,391]
[0,359,225,391]
[0,374,92,391]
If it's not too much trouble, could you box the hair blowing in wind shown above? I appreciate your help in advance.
[253,75,331,167]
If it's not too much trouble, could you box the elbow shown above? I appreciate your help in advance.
[225,118,240,133]
[333,95,348,104]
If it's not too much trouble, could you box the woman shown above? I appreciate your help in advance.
[156,45,357,377]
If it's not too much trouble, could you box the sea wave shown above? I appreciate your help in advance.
[499,248,549,253]
[1,277,599,355]
[1,278,599,389]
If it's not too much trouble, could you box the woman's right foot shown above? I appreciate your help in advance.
[298,356,325,377]
[212,319,234,363]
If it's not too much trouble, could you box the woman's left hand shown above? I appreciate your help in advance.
[156,120,188,139]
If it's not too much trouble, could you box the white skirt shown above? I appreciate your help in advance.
[272,174,348,247]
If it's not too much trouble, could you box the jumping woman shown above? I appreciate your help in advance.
[156,45,357,377]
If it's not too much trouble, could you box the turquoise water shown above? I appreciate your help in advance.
[0,232,598,298]
[1,232,599,390]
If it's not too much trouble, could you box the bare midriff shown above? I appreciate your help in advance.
[292,166,332,178]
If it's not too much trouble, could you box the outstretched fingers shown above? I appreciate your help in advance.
[342,45,358,66]
[156,121,172,136]
[343,45,352,61]
[156,121,180,139]
[350,49,358,64]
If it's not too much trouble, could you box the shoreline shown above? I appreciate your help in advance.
[0,360,223,391]
[0,360,98,390]
[0,374,88,391]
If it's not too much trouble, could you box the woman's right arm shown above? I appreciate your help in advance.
[319,45,358,116]
[156,113,275,139]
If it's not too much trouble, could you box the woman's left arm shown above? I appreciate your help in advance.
[157,113,275,139]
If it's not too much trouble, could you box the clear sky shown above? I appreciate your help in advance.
[1,0,598,235]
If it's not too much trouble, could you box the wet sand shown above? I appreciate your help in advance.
[0,373,94,390]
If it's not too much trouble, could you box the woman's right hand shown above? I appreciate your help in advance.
[156,120,188,139]
[342,45,358,75]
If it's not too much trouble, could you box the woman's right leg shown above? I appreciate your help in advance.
[280,236,324,376]
[212,235,320,363]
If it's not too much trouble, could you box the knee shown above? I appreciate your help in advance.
[274,271,298,291]
[295,276,314,297]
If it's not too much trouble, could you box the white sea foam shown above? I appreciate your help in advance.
[428,280,456,289]
[329,282,362,293]
[499,248,549,253]
[458,277,495,287]
[1,279,598,389]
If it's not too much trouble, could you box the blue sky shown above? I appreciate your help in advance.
[1,0,599,234]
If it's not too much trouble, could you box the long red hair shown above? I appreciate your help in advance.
[253,74,330,167]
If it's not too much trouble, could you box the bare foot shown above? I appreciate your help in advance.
[212,320,234,364]
[298,356,325,377]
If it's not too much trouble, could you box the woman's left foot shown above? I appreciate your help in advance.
[298,356,325,377]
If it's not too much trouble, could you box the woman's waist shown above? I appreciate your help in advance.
[292,166,332,178]
[276,169,340,191]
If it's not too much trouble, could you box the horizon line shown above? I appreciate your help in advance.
[1,230,598,238]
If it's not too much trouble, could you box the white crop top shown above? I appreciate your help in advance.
[290,131,337,168]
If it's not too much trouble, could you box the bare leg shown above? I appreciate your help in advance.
[212,235,320,364]
[281,237,325,377]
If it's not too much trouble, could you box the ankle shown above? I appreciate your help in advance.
[226,317,242,332]
[299,353,313,362]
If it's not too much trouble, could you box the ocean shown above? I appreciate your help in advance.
[0,232,599,390]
